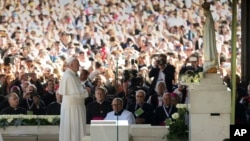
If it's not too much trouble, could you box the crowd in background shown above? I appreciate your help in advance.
[0,0,246,124]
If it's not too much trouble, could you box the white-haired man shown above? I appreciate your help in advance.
[58,57,89,141]
[105,98,135,124]
[126,90,154,124]
[0,92,27,115]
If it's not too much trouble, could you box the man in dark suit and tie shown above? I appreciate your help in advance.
[152,93,177,125]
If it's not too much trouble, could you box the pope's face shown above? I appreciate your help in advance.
[71,59,80,72]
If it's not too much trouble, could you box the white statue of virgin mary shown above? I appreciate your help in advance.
[202,1,219,73]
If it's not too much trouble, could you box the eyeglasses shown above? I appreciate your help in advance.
[111,104,122,106]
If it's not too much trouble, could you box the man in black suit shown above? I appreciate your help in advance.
[42,79,56,106]
[179,54,203,76]
[149,54,176,94]
[0,92,27,115]
[152,93,177,125]
[46,91,62,115]
[86,87,112,124]
[127,90,154,124]
[80,69,94,107]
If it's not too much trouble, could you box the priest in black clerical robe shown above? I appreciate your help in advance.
[0,92,27,115]
[152,93,177,125]
[86,87,112,124]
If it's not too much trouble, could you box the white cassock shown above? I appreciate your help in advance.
[58,68,88,141]
[104,110,136,124]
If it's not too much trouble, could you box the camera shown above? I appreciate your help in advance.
[156,59,164,65]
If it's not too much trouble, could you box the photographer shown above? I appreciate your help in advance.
[148,54,176,95]
[179,54,203,76]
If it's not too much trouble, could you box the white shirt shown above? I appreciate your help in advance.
[104,110,135,124]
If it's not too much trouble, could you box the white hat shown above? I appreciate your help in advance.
[66,56,76,64]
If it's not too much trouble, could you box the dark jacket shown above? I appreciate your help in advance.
[152,105,177,126]
[149,64,175,93]
[127,102,154,124]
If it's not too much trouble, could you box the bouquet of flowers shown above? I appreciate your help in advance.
[164,104,189,141]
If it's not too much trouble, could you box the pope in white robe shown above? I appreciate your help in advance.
[58,57,88,141]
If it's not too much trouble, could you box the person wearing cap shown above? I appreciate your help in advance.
[58,57,89,141]
[86,86,112,124]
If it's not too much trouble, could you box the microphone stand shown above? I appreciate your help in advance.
[116,108,119,141]
[115,56,119,141]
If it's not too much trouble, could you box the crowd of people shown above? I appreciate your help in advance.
[0,0,248,125]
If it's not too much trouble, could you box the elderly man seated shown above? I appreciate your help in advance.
[152,93,177,126]
[127,90,154,124]
[0,92,27,115]
[104,98,135,124]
